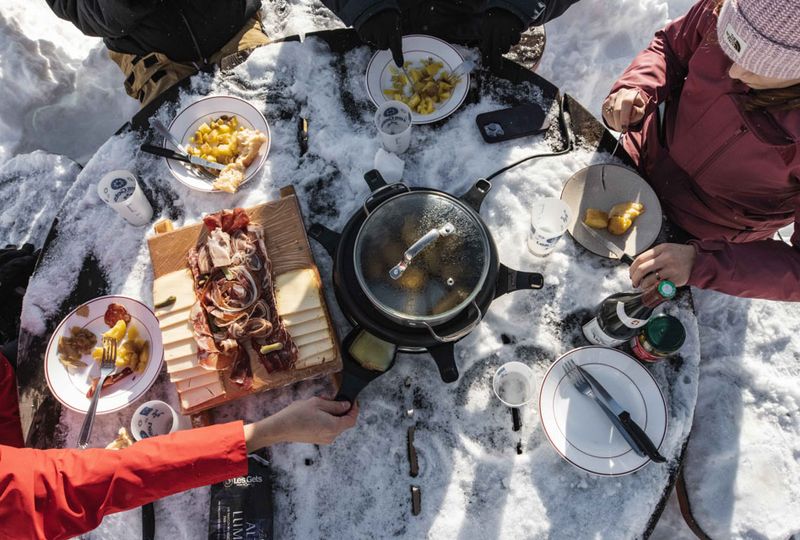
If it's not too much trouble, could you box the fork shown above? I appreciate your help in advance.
[563,358,645,457]
[151,119,216,182]
[78,336,117,449]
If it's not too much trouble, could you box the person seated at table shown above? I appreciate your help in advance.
[45,0,269,106]
[0,345,358,539]
[320,0,582,70]
[602,0,800,301]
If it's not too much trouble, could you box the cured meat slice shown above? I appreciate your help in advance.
[104,303,131,327]
[86,367,133,398]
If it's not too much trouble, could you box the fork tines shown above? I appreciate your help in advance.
[102,336,117,367]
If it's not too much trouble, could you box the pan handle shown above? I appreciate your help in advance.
[422,302,482,343]
[334,328,397,407]
[363,182,410,215]
[494,265,544,299]
[364,169,387,191]
[428,342,458,383]
[307,223,340,259]
[460,178,492,212]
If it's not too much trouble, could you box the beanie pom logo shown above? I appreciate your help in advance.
[723,24,748,58]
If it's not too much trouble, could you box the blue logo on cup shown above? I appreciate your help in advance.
[110,178,127,190]
[384,107,399,117]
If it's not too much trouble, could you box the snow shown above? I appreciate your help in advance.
[1,0,798,539]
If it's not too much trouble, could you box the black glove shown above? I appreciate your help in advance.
[357,9,404,67]
[480,8,524,72]
[0,243,37,295]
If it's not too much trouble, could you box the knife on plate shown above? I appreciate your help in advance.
[140,144,226,171]
[577,365,666,463]
[579,220,635,266]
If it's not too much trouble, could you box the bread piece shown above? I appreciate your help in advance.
[583,208,609,229]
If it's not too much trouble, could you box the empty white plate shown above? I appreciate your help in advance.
[45,295,164,415]
[365,35,470,125]
[538,346,667,476]
[165,95,270,192]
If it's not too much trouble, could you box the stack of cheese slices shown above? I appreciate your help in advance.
[153,267,336,411]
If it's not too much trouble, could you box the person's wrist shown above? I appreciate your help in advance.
[244,415,284,452]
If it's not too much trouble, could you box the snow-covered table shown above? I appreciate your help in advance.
[17,29,701,539]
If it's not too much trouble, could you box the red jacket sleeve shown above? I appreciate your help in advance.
[688,210,800,301]
[608,0,717,118]
[0,421,248,540]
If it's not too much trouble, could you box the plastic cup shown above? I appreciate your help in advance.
[130,400,181,441]
[527,198,571,256]
[493,361,536,408]
[97,169,153,227]
[375,100,412,154]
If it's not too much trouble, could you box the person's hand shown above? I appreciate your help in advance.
[244,397,359,450]
[357,9,403,65]
[629,243,696,291]
[602,89,646,132]
[480,8,524,71]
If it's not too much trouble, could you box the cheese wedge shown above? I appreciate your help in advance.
[175,371,220,391]
[292,329,332,348]
[164,338,198,361]
[153,268,196,315]
[275,269,322,314]
[180,380,224,410]
[161,319,194,345]
[295,347,336,368]
[169,364,209,383]
[158,307,192,329]
[286,317,328,337]
[166,354,200,373]
[282,307,326,326]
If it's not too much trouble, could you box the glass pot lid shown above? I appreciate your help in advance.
[353,191,491,322]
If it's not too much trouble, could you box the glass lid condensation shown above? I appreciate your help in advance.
[355,191,490,320]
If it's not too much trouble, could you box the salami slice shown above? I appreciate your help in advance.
[104,303,131,327]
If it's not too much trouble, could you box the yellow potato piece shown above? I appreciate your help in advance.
[608,215,633,235]
[103,320,127,342]
[584,209,610,229]
[609,201,645,218]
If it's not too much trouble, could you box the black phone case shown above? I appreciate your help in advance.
[476,104,550,143]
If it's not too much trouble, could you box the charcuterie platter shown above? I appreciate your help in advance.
[146,188,341,414]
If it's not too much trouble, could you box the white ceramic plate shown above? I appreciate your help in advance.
[45,295,164,415]
[365,35,470,125]
[165,96,271,192]
[538,346,667,476]
[561,164,662,259]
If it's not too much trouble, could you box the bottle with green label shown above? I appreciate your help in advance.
[582,280,677,347]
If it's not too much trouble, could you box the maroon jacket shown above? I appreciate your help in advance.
[610,0,800,301]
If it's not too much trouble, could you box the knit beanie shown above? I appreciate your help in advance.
[717,0,800,80]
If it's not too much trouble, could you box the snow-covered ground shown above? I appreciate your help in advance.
[1,1,798,539]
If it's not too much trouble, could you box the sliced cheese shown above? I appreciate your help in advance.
[282,307,326,326]
[180,380,225,410]
[286,317,328,337]
[153,268,196,315]
[295,347,336,368]
[169,364,210,382]
[175,371,220,392]
[161,319,194,345]
[275,268,322,314]
[292,329,332,348]
[158,306,192,330]
[298,339,336,359]
[165,354,200,373]
[164,338,198,361]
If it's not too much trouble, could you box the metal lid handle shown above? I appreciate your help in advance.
[389,223,455,280]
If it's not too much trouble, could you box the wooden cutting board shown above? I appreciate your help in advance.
[146,187,342,415]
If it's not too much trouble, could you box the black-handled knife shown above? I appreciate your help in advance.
[140,144,225,171]
[578,365,666,463]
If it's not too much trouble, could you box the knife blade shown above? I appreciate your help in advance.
[140,144,225,171]
[577,365,666,463]
[579,220,635,266]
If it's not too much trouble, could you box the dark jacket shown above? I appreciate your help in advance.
[611,0,800,301]
[321,0,580,42]
[46,0,261,62]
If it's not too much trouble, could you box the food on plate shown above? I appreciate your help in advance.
[384,58,460,115]
[104,303,131,327]
[75,305,90,317]
[92,318,151,372]
[608,201,645,235]
[86,367,133,398]
[105,427,134,450]
[185,115,268,193]
[187,208,299,389]
[583,208,610,229]
[57,327,97,369]
[583,202,645,235]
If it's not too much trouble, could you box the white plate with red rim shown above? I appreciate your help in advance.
[538,346,667,476]
[365,34,470,125]
[164,95,271,192]
[44,295,164,415]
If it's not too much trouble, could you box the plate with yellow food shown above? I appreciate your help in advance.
[560,164,663,260]
[165,96,270,193]
[44,296,164,415]
[366,35,470,125]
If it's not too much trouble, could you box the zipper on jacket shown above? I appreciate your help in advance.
[177,3,208,66]
[693,126,747,179]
